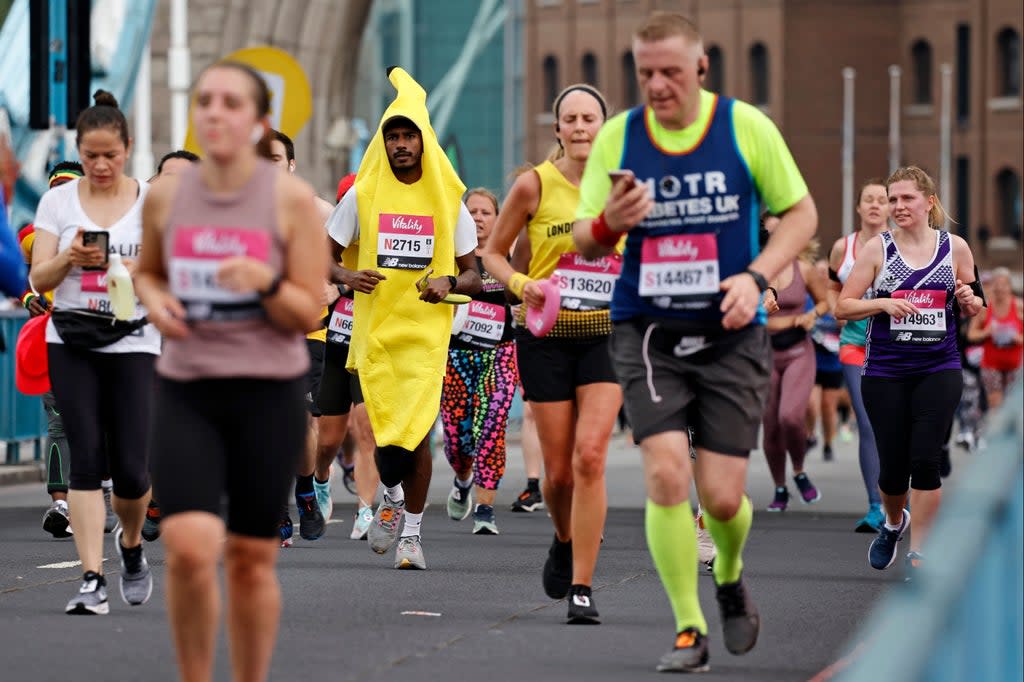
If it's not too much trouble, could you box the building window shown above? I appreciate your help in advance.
[543,55,560,106]
[996,168,1022,240]
[582,52,598,87]
[749,43,768,106]
[622,51,638,107]
[706,45,724,94]
[912,39,933,104]
[956,24,970,124]
[997,27,1021,97]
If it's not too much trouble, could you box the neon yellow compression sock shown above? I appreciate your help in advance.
[702,495,753,585]
[645,499,707,635]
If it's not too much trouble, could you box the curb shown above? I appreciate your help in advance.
[0,463,45,487]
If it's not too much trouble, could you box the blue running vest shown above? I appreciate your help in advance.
[612,97,764,328]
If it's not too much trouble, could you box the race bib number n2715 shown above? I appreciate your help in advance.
[377,214,434,270]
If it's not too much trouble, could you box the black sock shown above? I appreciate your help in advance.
[296,474,315,496]
[838,405,850,424]
[314,475,329,485]
[527,478,540,493]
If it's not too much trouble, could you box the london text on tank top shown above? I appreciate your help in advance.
[864,230,960,378]
[613,97,759,330]
[157,161,308,381]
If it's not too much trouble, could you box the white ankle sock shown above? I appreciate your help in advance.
[402,512,423,537]
[456,474,473,488]
[385,485,405,505]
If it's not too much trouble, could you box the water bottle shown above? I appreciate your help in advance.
[106,254,136,321]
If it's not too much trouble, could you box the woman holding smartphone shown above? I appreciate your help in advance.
[31,90,158,615]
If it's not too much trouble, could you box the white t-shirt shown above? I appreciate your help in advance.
[326,190,478,257]
[33,178,161,354]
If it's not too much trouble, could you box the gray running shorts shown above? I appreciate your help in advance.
[610,321,771,456]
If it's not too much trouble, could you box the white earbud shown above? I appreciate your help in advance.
[251,125,264,144]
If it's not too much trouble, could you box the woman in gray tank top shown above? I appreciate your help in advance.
[135,61,326,682]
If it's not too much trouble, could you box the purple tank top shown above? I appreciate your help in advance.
[863,230,960,378]
[156,160,309,381]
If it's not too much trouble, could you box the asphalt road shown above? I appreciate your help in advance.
[0,430,970,681]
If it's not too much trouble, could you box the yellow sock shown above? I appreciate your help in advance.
[645,499,707,635]
[703,495,753,585]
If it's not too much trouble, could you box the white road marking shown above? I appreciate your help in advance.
[401,611,442,617]
[37,558,108,569]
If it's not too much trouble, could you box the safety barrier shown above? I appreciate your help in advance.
[0,309,46,463]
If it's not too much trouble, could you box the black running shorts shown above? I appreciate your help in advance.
[515,328,617,403]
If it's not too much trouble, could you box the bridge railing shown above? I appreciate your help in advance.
[837,381,1023,682]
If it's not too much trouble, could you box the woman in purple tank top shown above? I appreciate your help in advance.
[135,61,327,682]
[836,166,984,580]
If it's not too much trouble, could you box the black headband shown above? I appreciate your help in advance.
[553,85,607,120]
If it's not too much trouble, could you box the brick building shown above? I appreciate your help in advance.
[525,0,1023,269]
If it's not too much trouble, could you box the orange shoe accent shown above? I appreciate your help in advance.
[674,630,698,649]
[380,509,395,522]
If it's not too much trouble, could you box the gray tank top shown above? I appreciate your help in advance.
[156,160,309,381]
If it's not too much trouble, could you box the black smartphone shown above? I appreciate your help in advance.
[81,230,110,270]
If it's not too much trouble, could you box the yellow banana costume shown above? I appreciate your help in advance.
[347,67,466,450]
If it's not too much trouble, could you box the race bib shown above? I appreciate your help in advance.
[552,252,621,311]
[639,233,719,308]
[890,289,947,344]
[377,213,434,270]
[169,226,271,320]
[991,321,1017,348]
[80,271,113,314]
[327,297,355,345]
[455,301,506,348]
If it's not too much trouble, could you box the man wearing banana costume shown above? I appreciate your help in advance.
[326,67,481,569]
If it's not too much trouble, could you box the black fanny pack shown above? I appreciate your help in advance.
[770,326,807,351]
[51,309,149,349]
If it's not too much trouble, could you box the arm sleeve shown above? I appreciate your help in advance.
[732,101,809,215]
[326,190,359,247]
[0,188,28,297]
[454,202,479,258]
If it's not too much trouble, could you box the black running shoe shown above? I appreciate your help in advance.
[656,628,710,673]
[566,584,600,624]
[715,575,760,655]
[510,488,544,512]
[296,492,325,541]
[542,535,572,599]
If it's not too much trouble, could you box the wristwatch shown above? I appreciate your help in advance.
[447,275,458,292]
[258,274,283,299]
[745,269,769,293]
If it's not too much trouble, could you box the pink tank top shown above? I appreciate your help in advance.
[156,160,309,381]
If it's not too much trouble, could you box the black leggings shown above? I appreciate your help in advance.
[149,375,307,538]
[861,370,963,495]
[47,345,154,498]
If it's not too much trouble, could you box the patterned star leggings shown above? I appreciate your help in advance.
[440,341,519,490]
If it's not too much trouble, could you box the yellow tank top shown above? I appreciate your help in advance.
[307,242,362,342]
[526,161,581,280]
